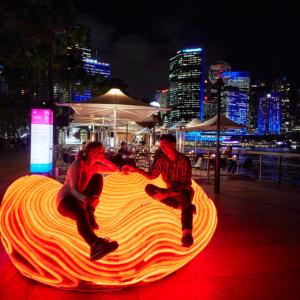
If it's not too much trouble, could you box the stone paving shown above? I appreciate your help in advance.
[1,150,300,299]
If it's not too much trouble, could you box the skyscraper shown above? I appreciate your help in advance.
[221,71,250,133]
[204,79,218,119]
[248,81,267,132]
[168,48,204,125]
[73,48,111,102]
[258,92,281,135]
[154,88,169,124]
[272,78,292,133]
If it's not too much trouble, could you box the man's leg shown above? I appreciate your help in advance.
[58,195,98,246]
[175,190,194,247]
[145,184,179,208]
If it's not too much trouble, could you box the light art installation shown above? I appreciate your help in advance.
[0,173,217,291]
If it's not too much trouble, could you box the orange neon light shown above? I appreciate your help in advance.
[0,173,217,290]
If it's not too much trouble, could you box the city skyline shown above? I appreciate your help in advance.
[74,0,300,98]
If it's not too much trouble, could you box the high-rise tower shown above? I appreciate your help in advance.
[258,92,281,135]
[272,78,292,133]
[168,48,204,125]
[221,71,250,133]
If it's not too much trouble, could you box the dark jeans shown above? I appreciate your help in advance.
[145,184,194,231]
[58,174,103,246]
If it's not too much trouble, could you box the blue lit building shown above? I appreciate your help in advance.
[221,71,250,134]
[83,58,111,78]
[258,92,281,135]
[74,52,111,102]
[168,48,204,125]
[272,78,293,133]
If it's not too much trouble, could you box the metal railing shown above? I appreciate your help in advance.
[189,147,300,185]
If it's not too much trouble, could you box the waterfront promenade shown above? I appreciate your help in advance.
[1,150,300,299]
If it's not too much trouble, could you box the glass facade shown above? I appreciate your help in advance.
[221,71,250,134]
[168,48,204,125]
[248,81,267,132]
[154,88,169,124]
[204,80,218,119]
[272,78,292,133]
[258,93,281,135]
[74,48,111,102]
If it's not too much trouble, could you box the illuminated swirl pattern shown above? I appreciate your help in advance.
[0,173,217,290]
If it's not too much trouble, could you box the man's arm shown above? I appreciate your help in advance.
[94,158,119,173]
[122,155,162,180]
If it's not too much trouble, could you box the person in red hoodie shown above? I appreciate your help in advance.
[57,141,119,261]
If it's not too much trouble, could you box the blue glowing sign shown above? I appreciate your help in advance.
[182,48,202,53]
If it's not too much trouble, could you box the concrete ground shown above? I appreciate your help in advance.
[1,150,300,300]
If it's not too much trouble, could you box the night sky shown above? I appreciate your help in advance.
[74,1,299,99]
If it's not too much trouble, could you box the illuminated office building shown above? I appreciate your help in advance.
[258,92,281,135]
[73,48,111,102]
[203,79,218,119]
[248,81,267,132]
[272,78,292,133]
[221,71,250,134]
[168,48,204,125]
[154,88,169,124]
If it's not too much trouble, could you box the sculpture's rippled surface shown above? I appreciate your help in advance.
[0,173,217,290]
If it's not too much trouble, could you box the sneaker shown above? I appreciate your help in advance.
[181,231,193,247]
[90,237,119,261]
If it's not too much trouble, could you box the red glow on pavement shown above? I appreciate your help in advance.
[0,173,217,291]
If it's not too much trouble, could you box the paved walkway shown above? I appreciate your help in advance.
[1,151,300,299]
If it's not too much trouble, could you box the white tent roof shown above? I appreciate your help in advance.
[135,127,151,135]
[185,118,202,128]
[57,88,168,123]
[168,120,187,131]
[57,88,169,149]
[116,122,144,133]
[183,114,244,132]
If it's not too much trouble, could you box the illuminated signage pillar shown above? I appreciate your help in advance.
[30,109,53,174]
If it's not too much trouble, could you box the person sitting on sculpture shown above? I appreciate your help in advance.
[57,141,119,261]
[122,134,195,247]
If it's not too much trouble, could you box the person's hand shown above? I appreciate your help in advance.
[121,165,136,174]
[153,192,168,201]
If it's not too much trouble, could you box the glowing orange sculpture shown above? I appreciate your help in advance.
[0,173,217,290]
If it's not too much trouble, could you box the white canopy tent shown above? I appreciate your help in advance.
[57,88,168,149]
[182,114,244,132]
[185,118,202,128]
